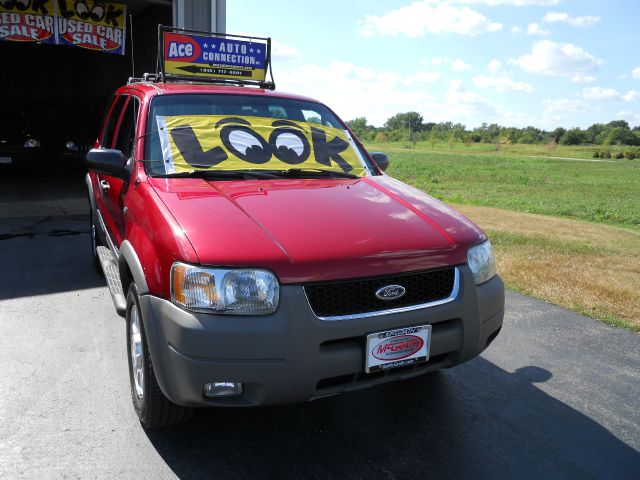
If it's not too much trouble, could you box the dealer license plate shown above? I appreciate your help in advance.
[0,157,12,164]
[365,325,431,373]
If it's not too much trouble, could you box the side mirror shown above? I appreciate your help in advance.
[370,152,389,172]
[86,148,127,178]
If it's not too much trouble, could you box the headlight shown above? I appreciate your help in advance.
[24,138,41,148]
[65,140,77,150]
[171,262,279,315]
[467,240,497,285]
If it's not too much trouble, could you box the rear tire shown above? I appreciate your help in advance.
[126,283,193,428]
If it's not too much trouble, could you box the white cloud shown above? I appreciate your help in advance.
[277,61,426,125]
[276,61,522,127]
[235,33,301,62]
[444,79,526,125]
[527,23,550,36]
[583,87,621,101]
[616,110,640,126]
[632,67,640,80]
[545,99,591,114]
[405,71,443,83]
[488,59,502,74]
[511,26,523,33]
[452,59,473,71]
[358,1,502,37]
[431,57,447,65]
[571,75,596,83]
[582,87,640,102]
[473,75,534,92]
[460,0,558,5]
[271,40,302,62]
[510,40,603,77]
[542,12,600,28]
[543,98,591,125]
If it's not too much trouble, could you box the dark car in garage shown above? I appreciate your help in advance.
[0,106,45,171]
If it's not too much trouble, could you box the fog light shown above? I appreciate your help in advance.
[203,382,243,398]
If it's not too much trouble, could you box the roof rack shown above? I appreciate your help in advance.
[154,25,276,90]
[127,73,159,84]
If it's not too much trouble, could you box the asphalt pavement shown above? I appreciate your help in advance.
[0,212,638,480]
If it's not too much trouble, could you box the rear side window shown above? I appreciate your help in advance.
[115,97,139,158]
[103,95,127,148]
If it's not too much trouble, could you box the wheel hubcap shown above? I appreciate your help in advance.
[129,307,145,399]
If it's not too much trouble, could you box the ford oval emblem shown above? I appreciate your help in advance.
[375,285,406,301]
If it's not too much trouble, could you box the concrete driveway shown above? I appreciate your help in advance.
[0,212,638,479]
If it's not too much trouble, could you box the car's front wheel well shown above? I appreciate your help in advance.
[119,260,134,297]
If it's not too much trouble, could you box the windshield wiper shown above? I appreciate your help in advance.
[267,168,359,179]
[152,169,279,180]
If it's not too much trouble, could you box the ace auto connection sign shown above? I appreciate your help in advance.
[163,32,268,82]
[0,0,126,55]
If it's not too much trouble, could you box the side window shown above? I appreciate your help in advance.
[268,105,287,119]
[302,109,331,126]
[103,95,128,148]
[98,95,116,145]
[115,97,139,158]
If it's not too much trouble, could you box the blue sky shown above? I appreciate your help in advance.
[229,0,640,130]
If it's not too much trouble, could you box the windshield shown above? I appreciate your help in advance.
[144,94,372,177]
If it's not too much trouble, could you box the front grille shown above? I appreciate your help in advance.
[304,267,456,318]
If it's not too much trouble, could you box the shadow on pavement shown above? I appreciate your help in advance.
[0,215,104,300]
[146,358,639,480]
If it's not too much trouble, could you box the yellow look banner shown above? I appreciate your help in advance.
[156,115,368,176]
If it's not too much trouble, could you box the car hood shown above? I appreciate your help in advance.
[148,175,486,283]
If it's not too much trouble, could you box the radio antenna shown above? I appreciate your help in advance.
[129,14,135,78]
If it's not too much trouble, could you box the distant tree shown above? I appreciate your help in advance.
[384,111,424,132]
[607,120,630,129]
[423,122,436,132]
[608,127,640,146]
[374,131,387,143]
[428,131,438,149]
[551,127,566,142]
[473,123,501,143]
[585,123,605,144]
[560,128,587,146]
[346,117,373,140]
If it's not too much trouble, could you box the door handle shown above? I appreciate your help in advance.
[99,180,110,192]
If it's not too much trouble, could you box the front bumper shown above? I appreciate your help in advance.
[138,265,504,407]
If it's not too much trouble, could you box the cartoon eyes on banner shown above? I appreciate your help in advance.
[0,0,46,12]
[219,118,311,165]
[73,1,105,21]
[169,117,352,171]
[55,0,124,26]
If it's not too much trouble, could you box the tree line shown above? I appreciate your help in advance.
[347,112,640,153]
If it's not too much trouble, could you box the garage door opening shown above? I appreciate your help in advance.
[0,1,171,211]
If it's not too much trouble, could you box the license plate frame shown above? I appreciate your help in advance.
[365,325,431,373]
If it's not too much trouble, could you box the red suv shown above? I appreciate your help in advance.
[86,80,504,428]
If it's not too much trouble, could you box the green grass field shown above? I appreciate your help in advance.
[369,142,640,230]
[368,140,633,160]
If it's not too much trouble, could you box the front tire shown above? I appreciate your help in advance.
[126,283,193,428]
